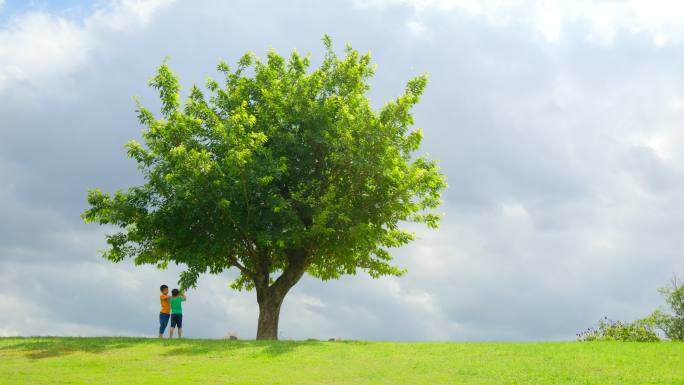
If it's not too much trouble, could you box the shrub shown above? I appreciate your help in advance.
[577,317,660,342]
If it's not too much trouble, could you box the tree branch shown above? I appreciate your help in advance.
[271,247,311,296]
[230,257,255,280]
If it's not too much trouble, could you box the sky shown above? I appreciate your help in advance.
[1,0,684,341]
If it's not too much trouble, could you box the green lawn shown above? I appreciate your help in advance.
[1,337,683,384]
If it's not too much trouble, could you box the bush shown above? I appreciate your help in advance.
[651,276,684,341]
[577,317,660,342]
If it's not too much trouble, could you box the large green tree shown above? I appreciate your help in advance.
[83,36,446,340]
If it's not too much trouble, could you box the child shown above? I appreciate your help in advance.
[168,288,187,338]
[159,285,171,338]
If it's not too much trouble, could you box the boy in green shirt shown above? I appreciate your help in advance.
[168,288,187,339]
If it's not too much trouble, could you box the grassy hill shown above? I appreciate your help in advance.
[1,337,683,384]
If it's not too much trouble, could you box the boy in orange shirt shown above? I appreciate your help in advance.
[159,285,171,338]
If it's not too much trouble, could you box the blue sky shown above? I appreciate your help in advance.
[2,0,95,12]
[0,0,96,22]
[1,0,683,341]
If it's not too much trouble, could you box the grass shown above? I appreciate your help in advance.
[1,337,683,384]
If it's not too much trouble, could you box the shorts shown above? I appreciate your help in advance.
[170,313,183,328]
[159,313,170,334]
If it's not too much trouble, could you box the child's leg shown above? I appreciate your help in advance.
[169,314,179,338]
[178,328,182,338]
[159,313,169,338]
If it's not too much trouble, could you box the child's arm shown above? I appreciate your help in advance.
[181,293,187,301]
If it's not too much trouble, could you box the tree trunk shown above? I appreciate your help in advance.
[256,288,285,340]
[254,247,310,340]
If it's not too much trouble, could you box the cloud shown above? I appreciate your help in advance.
[0,12,91,94]
[1,0,684,341]
[87,0,176,31]
[0,0,174,95]
[353,0,684,46]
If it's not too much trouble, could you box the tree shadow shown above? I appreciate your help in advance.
[1,337,355,360]
[160,339,325,358]
[0,337,145,360]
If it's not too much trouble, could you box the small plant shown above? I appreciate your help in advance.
[577,317,660,342]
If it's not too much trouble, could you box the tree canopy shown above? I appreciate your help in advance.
[82,36,447,339]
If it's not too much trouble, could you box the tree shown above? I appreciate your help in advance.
[651,275,684,341]
[82,36,447,340]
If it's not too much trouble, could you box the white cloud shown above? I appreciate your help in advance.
[87,0,176,31]
[0,0,175,94]
[353,0,684,46]
[0,13,91,93]
[406,18,428,37]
